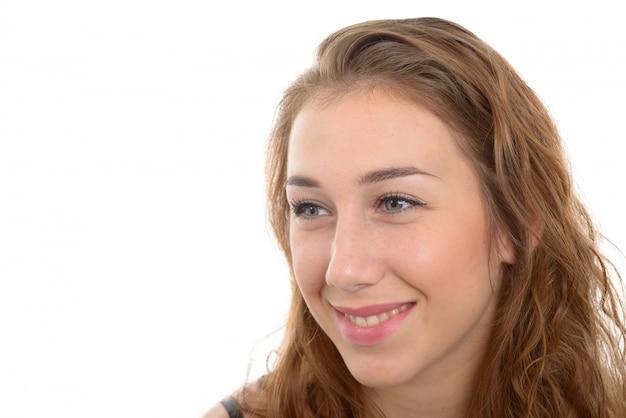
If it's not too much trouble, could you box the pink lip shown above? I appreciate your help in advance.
[334,302,411,317]
[333,302,415,346]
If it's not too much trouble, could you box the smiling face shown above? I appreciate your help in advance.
[285,89,514,406]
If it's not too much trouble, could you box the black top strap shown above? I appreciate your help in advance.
[220,396,244,418]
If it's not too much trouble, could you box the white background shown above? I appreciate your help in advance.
[1,1,624,417]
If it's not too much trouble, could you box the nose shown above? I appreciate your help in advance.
[325,213,385,292]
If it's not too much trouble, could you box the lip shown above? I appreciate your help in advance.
[334,302,412,317]
[333,302,415,346]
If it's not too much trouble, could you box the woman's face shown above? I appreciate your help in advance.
[285,90,513,393]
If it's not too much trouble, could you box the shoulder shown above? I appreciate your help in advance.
[202,396,259,418]
[201,402,230,418]
[202,403,259,418]
[203,380,266,418]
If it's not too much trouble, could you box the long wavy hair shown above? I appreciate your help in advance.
[240,17,626,417]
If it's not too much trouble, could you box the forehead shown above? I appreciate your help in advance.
[286,90,468,180]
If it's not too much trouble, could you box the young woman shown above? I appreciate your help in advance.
[204,17,626,417]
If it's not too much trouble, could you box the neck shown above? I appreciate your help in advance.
[364,356,479,418]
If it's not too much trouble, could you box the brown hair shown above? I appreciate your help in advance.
[241,17,626,417]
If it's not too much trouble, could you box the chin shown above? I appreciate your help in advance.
[342,356,414,389]
[352,371,409,389]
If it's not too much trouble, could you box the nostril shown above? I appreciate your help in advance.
[325,249,385,291]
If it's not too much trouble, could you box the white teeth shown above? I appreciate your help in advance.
[366,315,380,326]
[344,303,412,328]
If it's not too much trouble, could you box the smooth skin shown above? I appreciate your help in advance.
[285,89,514,417]
[202,403,229,418]
[204,88,514,418]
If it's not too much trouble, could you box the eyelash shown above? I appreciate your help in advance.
[289,193,426,219]
[289,199,325,218]
[376,193,426,214]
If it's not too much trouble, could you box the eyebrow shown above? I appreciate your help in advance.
[285,166,437,188]
[284,175,321,188]
[359,166,438,185]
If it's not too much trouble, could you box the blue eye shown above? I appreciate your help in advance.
[290,201,329,219]
[378,194,425,213]
[383,198,411,212]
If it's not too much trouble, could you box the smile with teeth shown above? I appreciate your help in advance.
[344,303,412,327]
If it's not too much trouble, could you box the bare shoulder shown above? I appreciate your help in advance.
[202,402,260,418]
[202,402,230,418]
[202,381,265,418]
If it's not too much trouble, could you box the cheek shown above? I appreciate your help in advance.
[398,211,493,292]
[290,231,329,296]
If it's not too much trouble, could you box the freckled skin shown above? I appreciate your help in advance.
[285,91,514,416]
